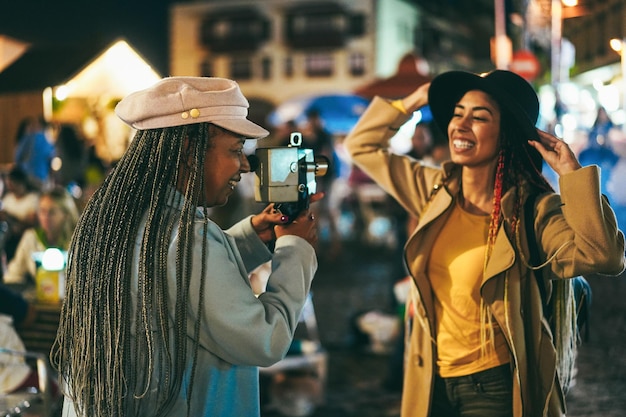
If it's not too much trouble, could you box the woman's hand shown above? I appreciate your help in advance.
[274,209,319,246]
[529,130,582,176]
[251,193,325,244]
[274,193,324,246]
[251,203,286,243]
[401,82,431,114]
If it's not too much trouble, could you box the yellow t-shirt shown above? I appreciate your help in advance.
[428,200,510,377]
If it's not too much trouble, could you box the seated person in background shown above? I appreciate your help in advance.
[0,284,35,395]
[0,167,40,266]
[0,284,59,397]
[3,187,79,296]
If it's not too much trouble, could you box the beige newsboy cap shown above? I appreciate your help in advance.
[115,76,269,139]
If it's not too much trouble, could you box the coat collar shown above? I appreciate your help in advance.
[439,159,532,221]
[441,160,458,181]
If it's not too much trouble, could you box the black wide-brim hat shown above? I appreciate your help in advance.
[428,70,543,171]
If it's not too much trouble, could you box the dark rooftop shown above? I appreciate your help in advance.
[0,38,111,93]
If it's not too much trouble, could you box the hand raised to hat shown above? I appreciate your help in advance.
[401,82,431,114]
[529,130,582,176]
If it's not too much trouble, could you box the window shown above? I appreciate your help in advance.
[200,8,270,52]
[285,56,294,78]
[230,57,252,80]
[349,52,365,76]
[261,56,272,80]
[200,59,213,77]
[284,3,357,48]
[305,53,333,77]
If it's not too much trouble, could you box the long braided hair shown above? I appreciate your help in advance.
[488,109,553,249]
[485,109,578,390]
[52,122,217,416]
[478,107,554,355]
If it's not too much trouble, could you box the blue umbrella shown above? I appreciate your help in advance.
[417,105,432,124]
[268,93,371,135]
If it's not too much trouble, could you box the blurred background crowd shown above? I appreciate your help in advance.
[1,0,626,415]
[1,74,626,416]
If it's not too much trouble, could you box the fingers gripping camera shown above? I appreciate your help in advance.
[249,132,329,223]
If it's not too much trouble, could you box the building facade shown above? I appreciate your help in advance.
[169,0,420,107]
[557,0,626,129]
[561,0,626,111]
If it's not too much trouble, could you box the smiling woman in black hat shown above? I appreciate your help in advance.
[345,70,625,417]
[52,77,322,417]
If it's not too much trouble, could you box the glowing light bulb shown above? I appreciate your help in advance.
[41,248,65,271]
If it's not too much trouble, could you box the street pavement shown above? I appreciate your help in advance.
[565,273,626,416]
[262,238,626,417]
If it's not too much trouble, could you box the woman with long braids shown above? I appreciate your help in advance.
[52,77,321,417]
[345,70,625,417]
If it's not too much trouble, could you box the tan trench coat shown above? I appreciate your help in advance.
[345,97,625,417]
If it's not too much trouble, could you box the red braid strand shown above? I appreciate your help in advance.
[486,149,505,259]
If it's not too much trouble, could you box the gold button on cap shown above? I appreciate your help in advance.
[190,108,200,118]
[181,111,189,119]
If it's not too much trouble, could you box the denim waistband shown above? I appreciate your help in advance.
[439,363,511,383]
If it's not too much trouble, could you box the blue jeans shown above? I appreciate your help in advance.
[430,364,513,417]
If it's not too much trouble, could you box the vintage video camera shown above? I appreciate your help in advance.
[249,132,329,223]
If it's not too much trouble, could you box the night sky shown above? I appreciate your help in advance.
[0,0,173,74]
